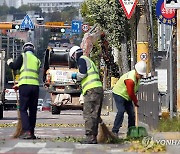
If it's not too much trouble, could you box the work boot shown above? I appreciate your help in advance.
[19,131,32,139]
[30,130,37,139]
[31,134,37,139]
[80,135,97,144]
[112,132,118,138]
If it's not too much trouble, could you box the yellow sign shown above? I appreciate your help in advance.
[0,23,12,29]
[45,22,64,26]
[137,42,150,73]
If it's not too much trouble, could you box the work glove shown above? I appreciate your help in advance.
[12,84,19,91]
[7,58,13,65]
[71,73,77,80]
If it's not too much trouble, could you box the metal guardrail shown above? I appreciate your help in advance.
[137,74,159,129]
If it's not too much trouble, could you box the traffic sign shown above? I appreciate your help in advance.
[45,22,64,27]
[140,53,148,61]
[156,0,176,25]
[71,20,82,34]
[82,24,90,32]
[20,14,34,30]
[119,0,138,19]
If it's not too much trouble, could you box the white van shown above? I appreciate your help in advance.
[4,81,19,110]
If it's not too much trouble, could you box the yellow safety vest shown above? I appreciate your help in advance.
[81,56,102,95]
[18,52,40,86]
[112,70,140,101]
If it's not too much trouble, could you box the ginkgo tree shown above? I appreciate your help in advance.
[81,0,158,75]
[81,0,133,74]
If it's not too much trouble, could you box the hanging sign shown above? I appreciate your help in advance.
[156,0,176,25]
[119,0,138,19]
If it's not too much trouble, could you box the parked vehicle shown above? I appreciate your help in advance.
[4,81,19,110]
[42,99,51,111]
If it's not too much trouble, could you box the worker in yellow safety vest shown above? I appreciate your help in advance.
[69,46,103,144]
[111,61,147,137]
[7,42,41,139]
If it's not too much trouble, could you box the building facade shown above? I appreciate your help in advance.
[0,0,21,8]
[27,0,84,13]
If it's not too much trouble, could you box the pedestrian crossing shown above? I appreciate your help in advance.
[0,127,129,154]
[0,140,128,154]
[0,127,85,139]
[0,111,130,153]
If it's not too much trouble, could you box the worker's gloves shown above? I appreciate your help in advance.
[7,58,13,65]
[71,73,77,80]
[12,84,19,91]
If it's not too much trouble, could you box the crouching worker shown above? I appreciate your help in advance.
[111,61,147,137]
[69,46,103,144]
[7,42,41,139]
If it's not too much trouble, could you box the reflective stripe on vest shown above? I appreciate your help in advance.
[112,70,140,101]
[81,56,102,95]
[18,52,40,86]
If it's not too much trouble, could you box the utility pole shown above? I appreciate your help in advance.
[137,14,149,71]
[12,37,15,60]
[7,36,10,59]
[137,1,150,73]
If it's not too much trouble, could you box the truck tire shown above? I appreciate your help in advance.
[51,105,60,115]
[0,104,3,119]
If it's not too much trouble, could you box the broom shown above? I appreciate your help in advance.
[11,70,23,138]
[97,117,117,143]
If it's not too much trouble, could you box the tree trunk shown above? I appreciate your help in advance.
[145,0,155,72]
[121,36,130,73]
[113,46,123,76]
[129,10,138,69]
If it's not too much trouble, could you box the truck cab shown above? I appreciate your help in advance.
[43,46,83,114]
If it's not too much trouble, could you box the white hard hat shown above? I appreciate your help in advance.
[135,61,147,75]
[22,42,35,50]
[69,46,81,58]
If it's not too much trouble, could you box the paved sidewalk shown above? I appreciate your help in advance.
[105,112,180,154]
[0,111,179,153]
[0,139,132,154]
[0,111,133,154]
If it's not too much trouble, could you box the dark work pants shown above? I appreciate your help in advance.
[19,85,39,134]
[112,93,135,134]
[83,87,103,137]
